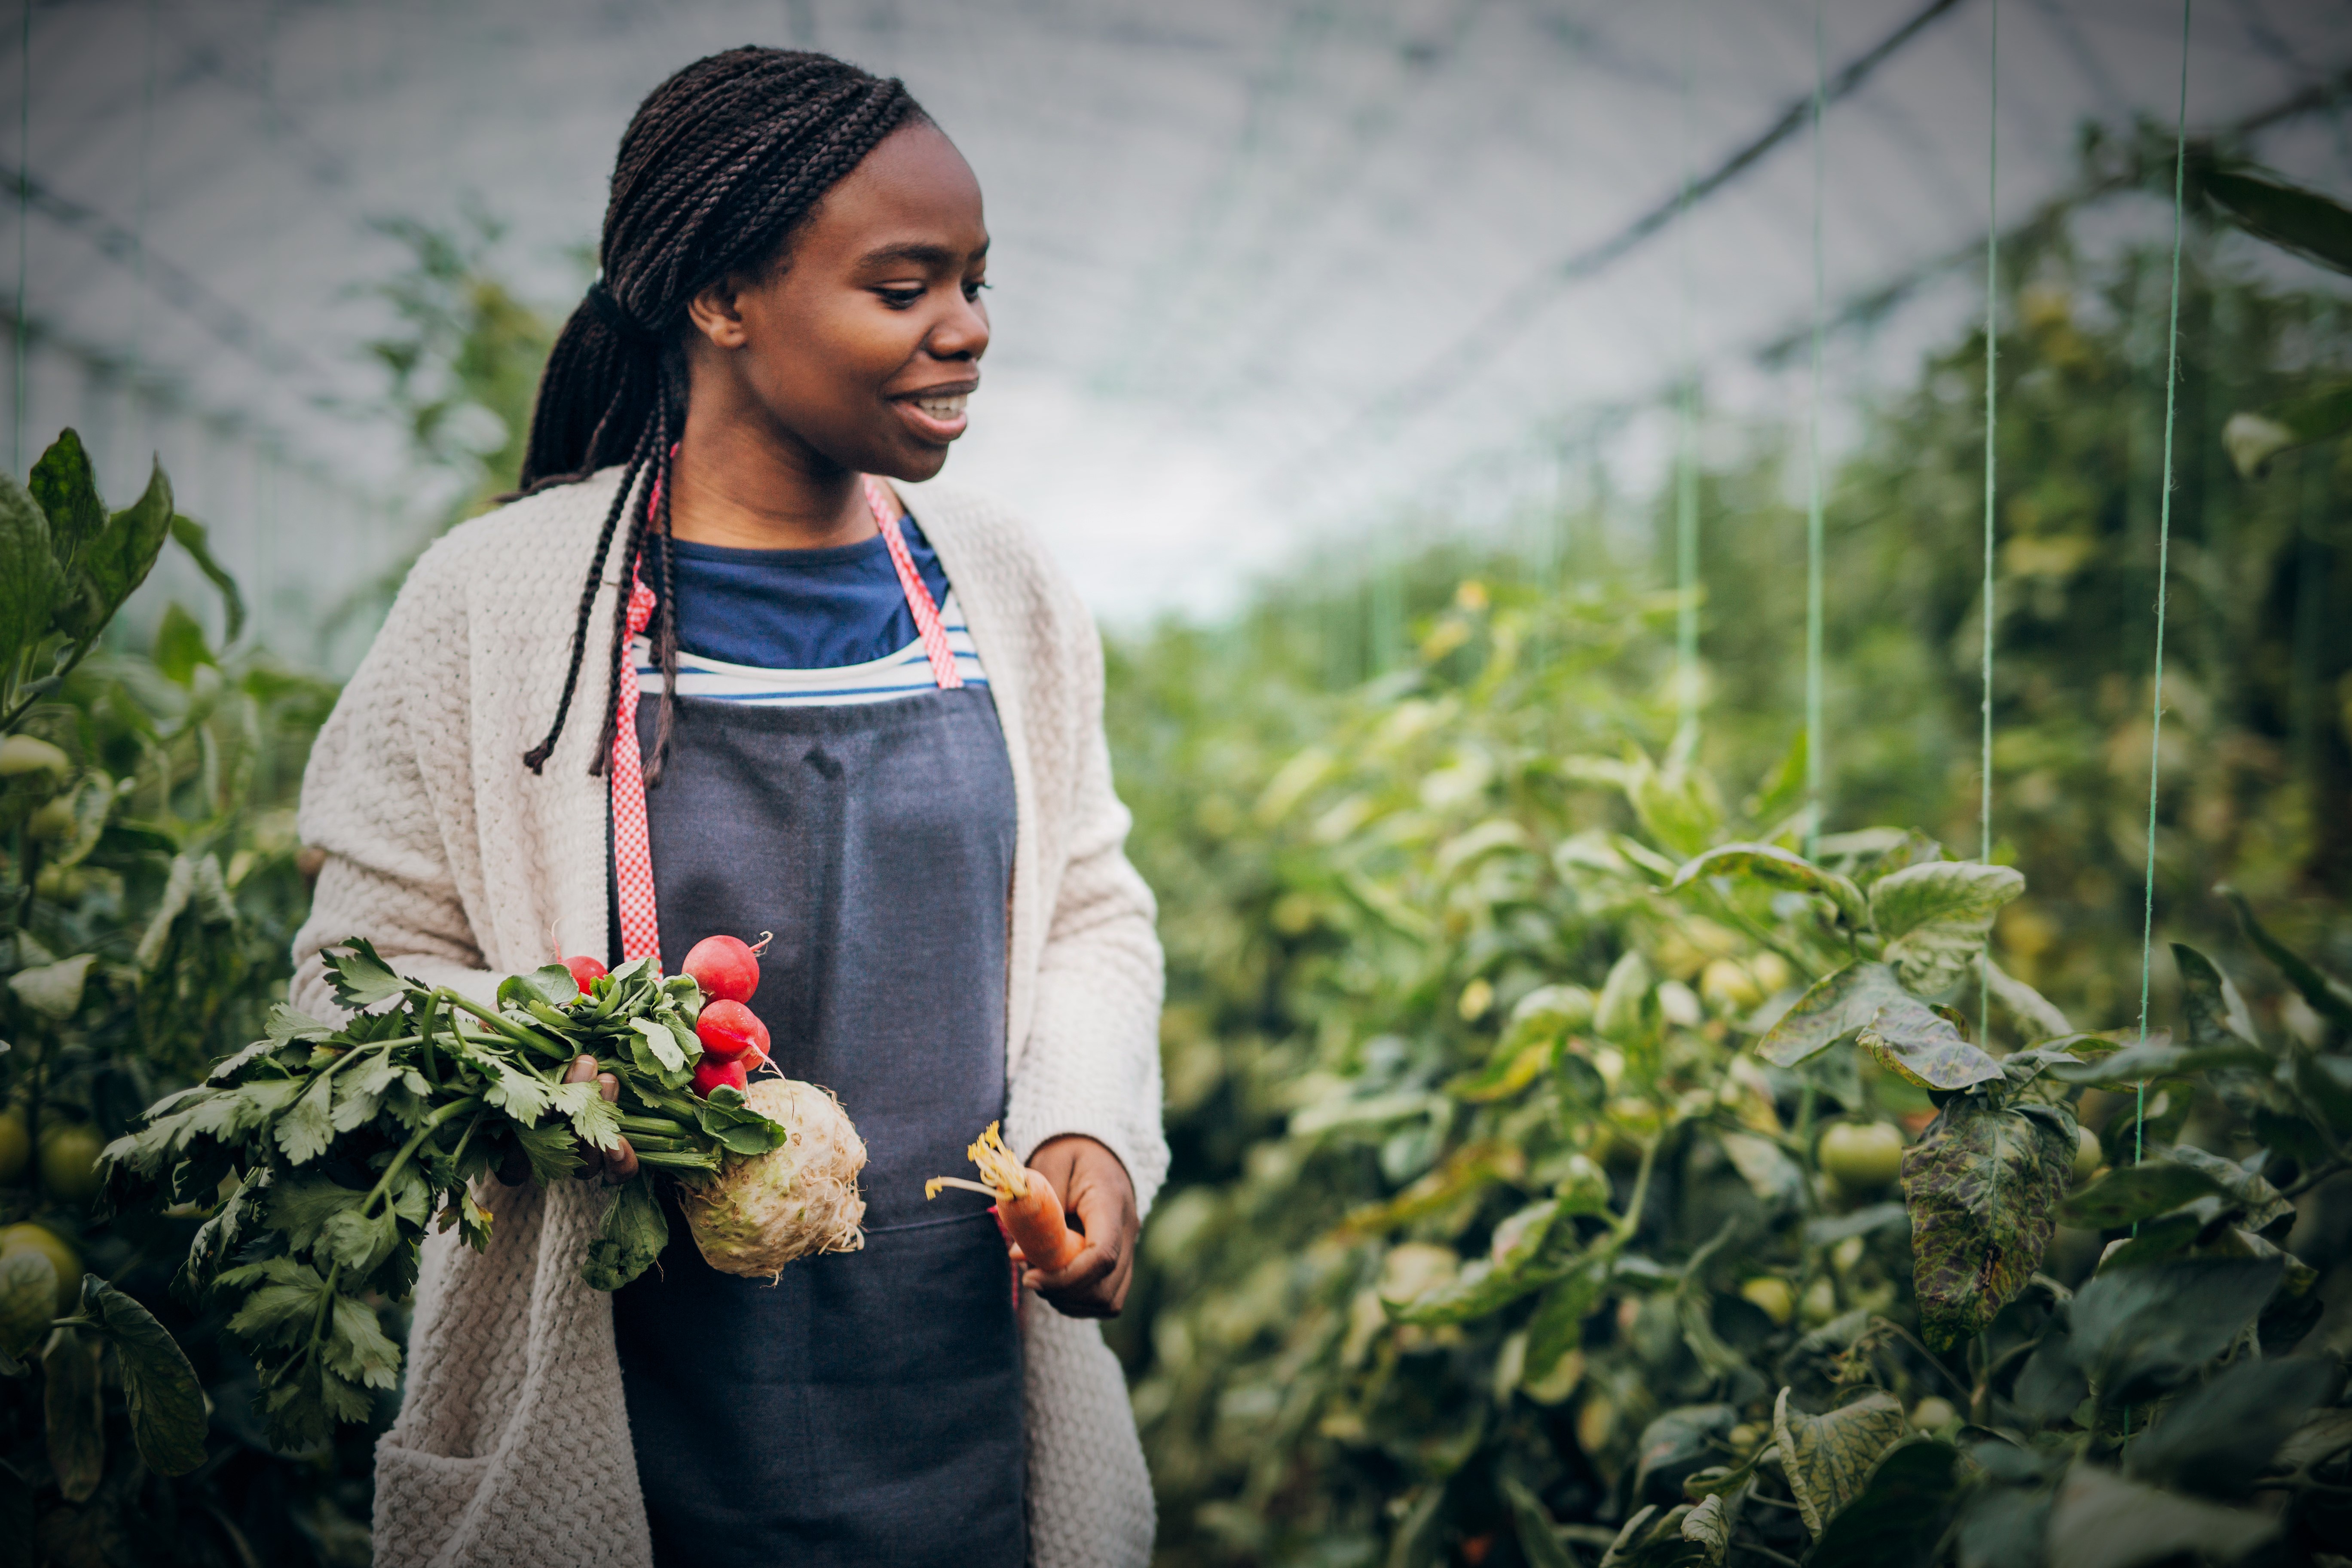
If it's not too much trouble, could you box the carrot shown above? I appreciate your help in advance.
[925,1121,1086,1272]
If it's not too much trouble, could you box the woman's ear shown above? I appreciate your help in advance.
[687,275,751,349]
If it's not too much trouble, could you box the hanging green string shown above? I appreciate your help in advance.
[1979,0,1999,1033]
[1804,0,1827,858]
[2136,0,2195,1156]
[1674,1,1700,743]
[129,0,157,386]
[12,0,29,475]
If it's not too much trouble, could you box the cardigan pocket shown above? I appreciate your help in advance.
[371,1438,496,1568]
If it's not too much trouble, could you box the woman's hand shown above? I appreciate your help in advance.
[497,1056,639,1185]
[1015,1135,1137,1317]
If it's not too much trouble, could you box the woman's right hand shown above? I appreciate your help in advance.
[497,1055,639,1184]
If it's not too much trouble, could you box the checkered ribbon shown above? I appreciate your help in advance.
[610,570,662,963]
[609,475,959,967]
[865,475,963,691]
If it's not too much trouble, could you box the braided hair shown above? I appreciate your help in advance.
[517,48,923,779]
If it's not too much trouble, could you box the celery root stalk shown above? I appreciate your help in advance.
[926,1121,1086,1272]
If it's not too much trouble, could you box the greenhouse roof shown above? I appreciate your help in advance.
[9,0,2352,648]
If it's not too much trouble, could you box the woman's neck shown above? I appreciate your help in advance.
[666,410,881,552]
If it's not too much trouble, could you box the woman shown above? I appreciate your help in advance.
[291,48,1164,1568]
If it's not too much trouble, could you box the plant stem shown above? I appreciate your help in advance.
[437,990,569,1060]
[361,1094,483,1219]
[633,1149,720,1171]
[616,1113,689,1139]
[1616,1127,1663,1241]
[416,992,442,1090]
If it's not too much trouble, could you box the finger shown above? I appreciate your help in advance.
[596,1071,620,1103]
[603,1137,638,1183]
[1027,1240,1116,1310]
[565,1055,597,1085]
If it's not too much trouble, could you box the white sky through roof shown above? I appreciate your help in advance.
[7,0,2351,662]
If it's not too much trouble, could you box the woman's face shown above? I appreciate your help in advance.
[685,119,990,483]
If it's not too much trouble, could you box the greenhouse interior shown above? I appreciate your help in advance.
[3,0,2351,1564]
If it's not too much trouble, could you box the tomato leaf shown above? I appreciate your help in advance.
[2070,1256,2284,1406]
[1772,1386,1905,1537]
[1758,962,1905,1067]
[167,512,246,641]
[2058,1162,2221,1230]
[0,467,57,680]
[1870,861,2025,997]
[45,1330,105,1503]
[1671,842,1867,929]
[1807,1438,1964,1568]
[1900,1099,2076,1348]
[1856,995,2004,1090]
[2044,1463,2277,1568]
[84,1277,208,1477]
[2221,887,2352,1034]
[2198,162,2352,275]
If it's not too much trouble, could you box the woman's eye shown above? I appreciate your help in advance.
[963,279,991,301]
[877,286,925,309]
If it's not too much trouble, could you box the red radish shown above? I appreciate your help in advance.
[563,954,608,995]
[736,1035,771,1073]
[692,1055,749,1098]
[682,932,772,1005]
[925,1122,1086,1274]
[696,999,770,1062]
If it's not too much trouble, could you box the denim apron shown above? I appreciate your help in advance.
[607,481,1025,1567]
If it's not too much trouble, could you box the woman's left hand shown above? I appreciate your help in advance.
[1017,1135,1138,1317]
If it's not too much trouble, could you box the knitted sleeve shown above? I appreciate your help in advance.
[289,537,505,1015]
[1002,564,1170,1221]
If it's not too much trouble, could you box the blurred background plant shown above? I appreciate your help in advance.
[1109,206,2352,1565]
[3,431,360,1565]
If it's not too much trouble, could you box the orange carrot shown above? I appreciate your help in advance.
[925,1121,1086,1272]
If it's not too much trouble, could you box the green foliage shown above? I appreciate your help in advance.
[2,429,364,1564]
[1107,222,2352,1561]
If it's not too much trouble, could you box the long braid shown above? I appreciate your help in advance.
[515,48,922,776]
[520,418,655,773]
[647,409,683,787]
[588,386,669,780]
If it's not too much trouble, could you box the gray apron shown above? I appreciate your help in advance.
[610,683,1025,1567]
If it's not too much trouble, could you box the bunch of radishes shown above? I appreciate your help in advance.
[563,933,774,1098]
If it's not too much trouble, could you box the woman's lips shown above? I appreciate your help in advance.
[893,390,970,441]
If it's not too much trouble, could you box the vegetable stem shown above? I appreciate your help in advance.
[633,1149,721,1171]
[437,990,569,1060]
[616,1113,689,1139]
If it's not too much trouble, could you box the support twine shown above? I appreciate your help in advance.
[2135,0,2196,1160]
[1979,0,2000,1032]
[1805,0,1828,859]
[1674,0,1701,745]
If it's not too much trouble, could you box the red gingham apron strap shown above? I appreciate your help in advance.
[611,572,662,963]
[610,475,960,968]
[863,475,963,691]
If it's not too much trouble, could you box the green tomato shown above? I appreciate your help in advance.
[1819,1121,1906,1192]
[0,735,68,779]
[2073,1125,2104,1185]
[0,1112,27,1186]
[27,797,76,842]
[0,1222,81,1314]
[39,1125,107,1209]
[1739,1276,1794,1326]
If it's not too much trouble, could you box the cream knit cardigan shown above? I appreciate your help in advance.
[289,468,1166,1568]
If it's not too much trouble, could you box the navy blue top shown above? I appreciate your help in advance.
[667,519,951,669]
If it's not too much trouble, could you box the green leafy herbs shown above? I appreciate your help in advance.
[101,938,787,1447]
